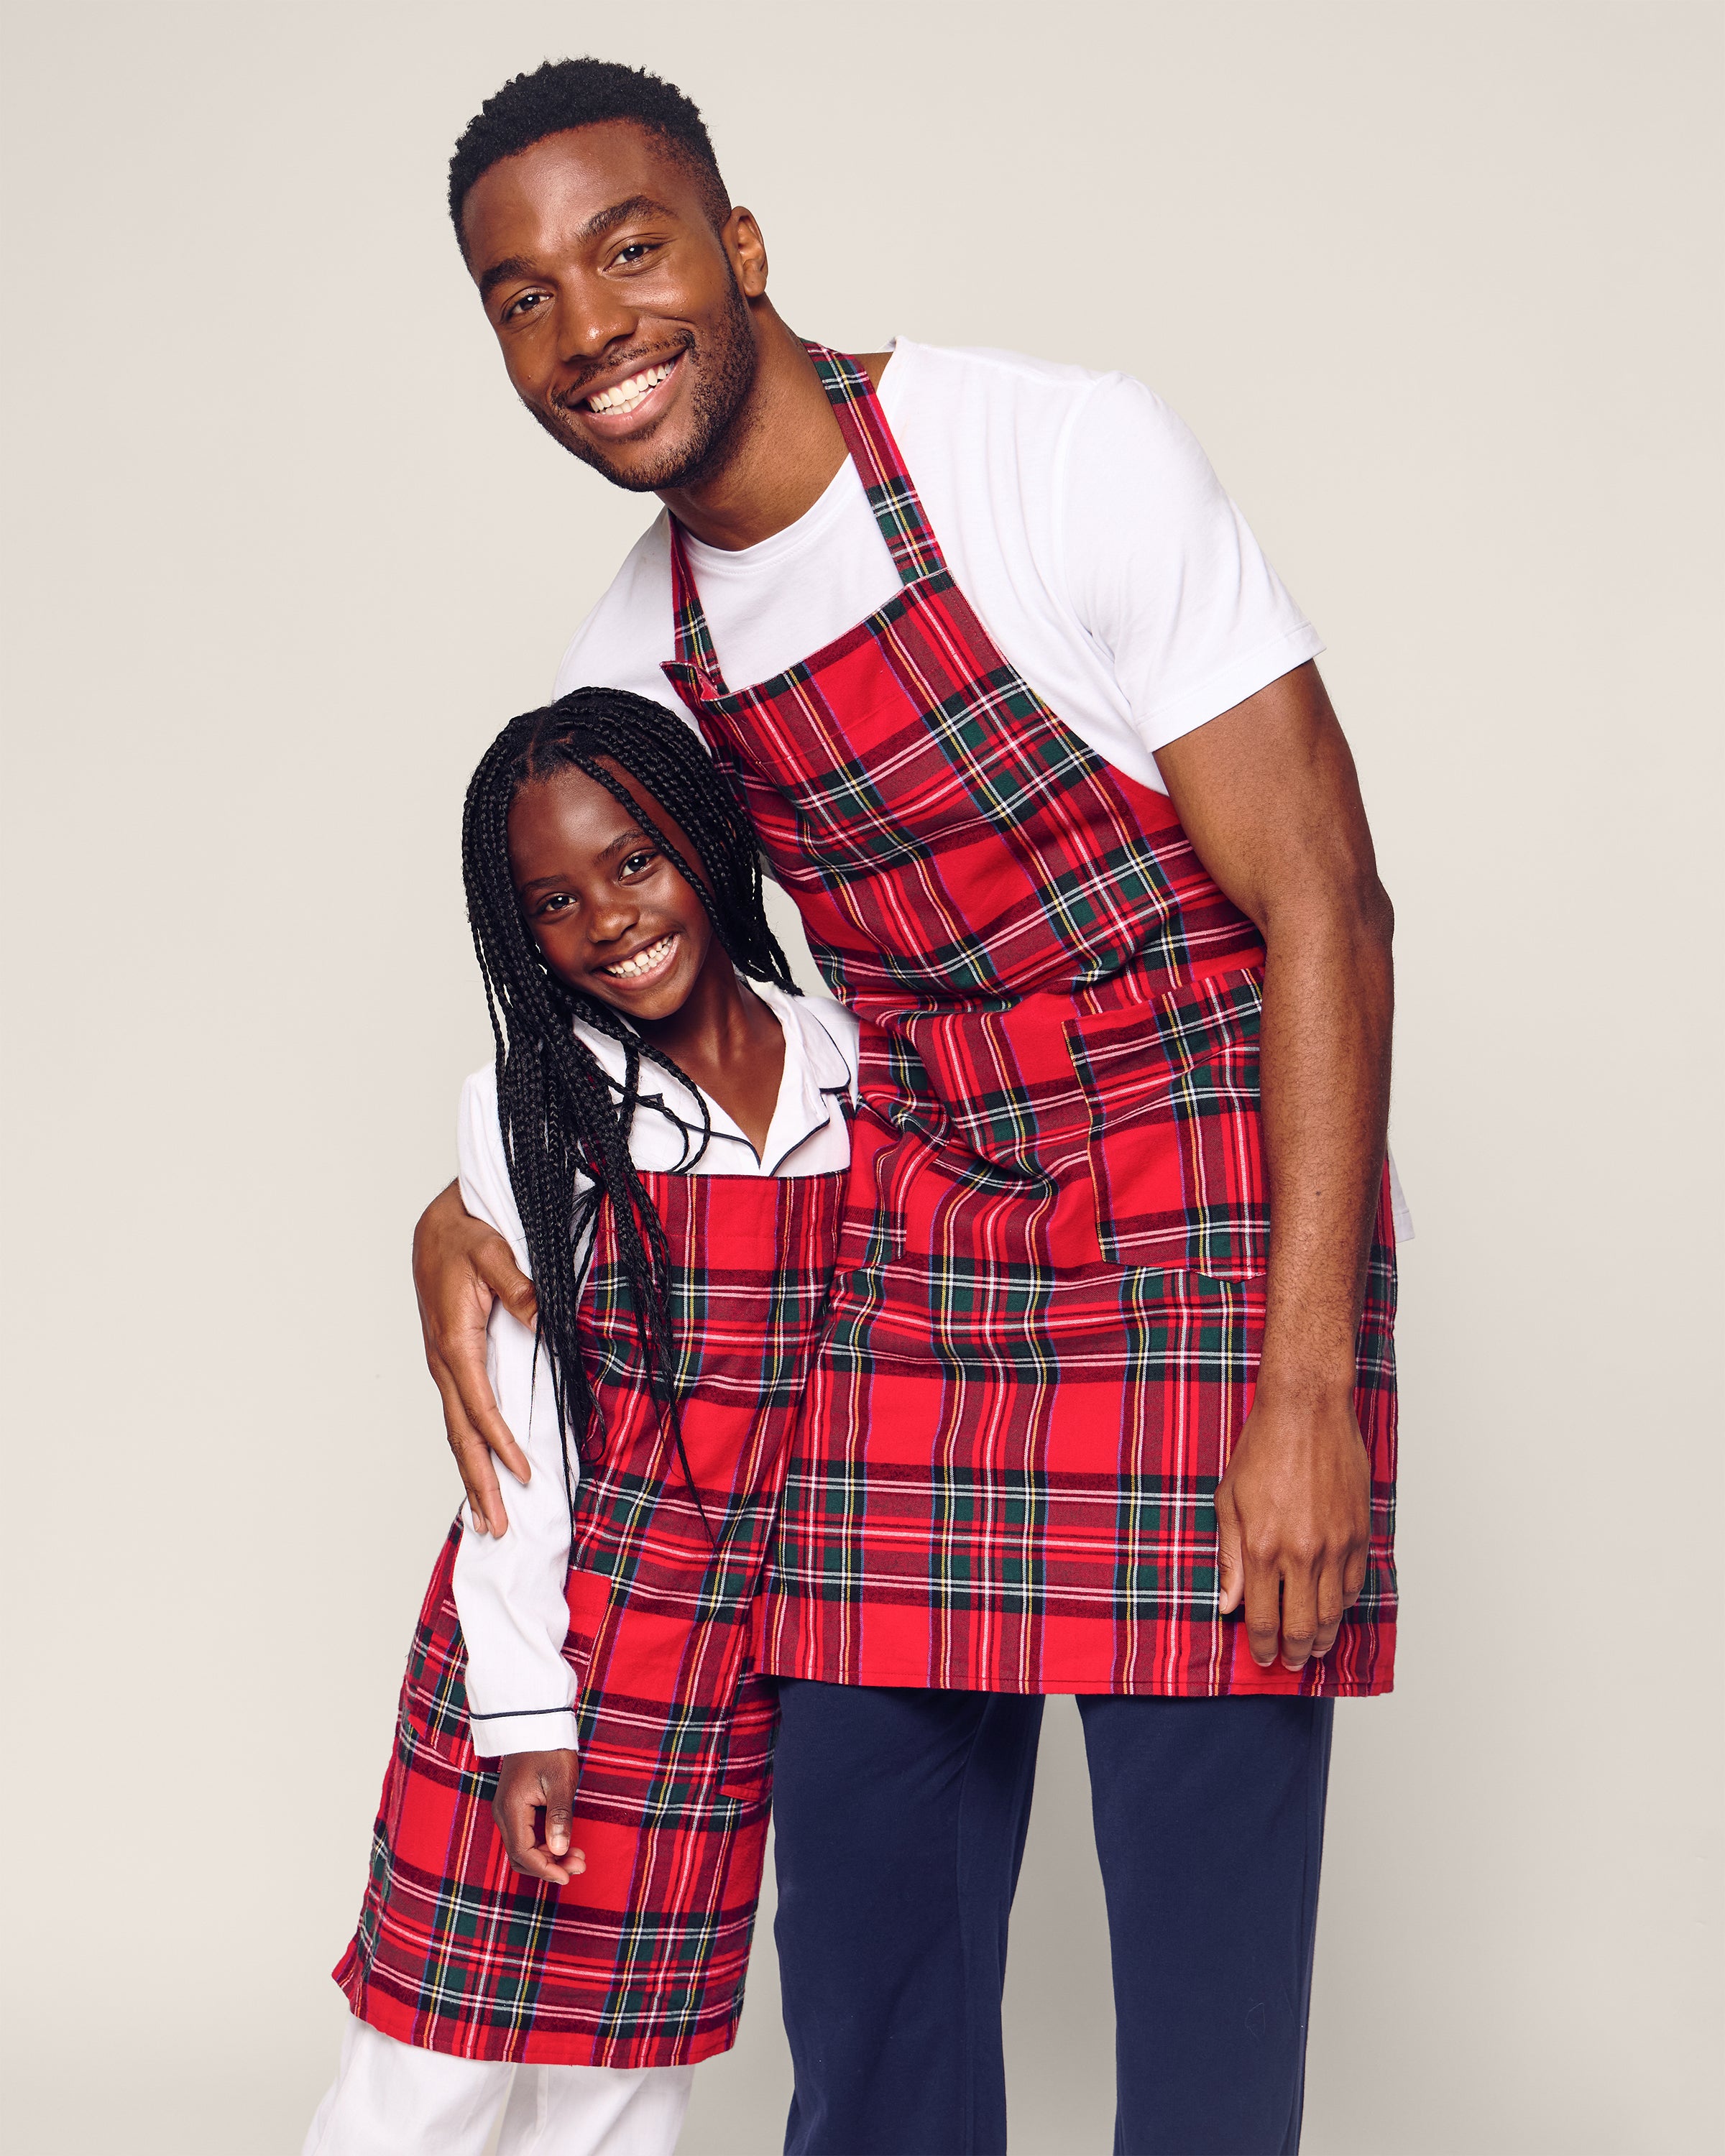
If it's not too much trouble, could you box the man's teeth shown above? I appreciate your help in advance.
[584,361,673,415]
[604,934,675,978]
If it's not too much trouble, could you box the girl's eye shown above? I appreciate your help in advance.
[538,893,574,914]
[620,850,656,876]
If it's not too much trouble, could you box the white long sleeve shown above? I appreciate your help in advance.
[450,1067,581,1759]
[447,991,857,1760]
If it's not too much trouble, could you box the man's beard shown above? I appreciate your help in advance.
[523,274,759,494]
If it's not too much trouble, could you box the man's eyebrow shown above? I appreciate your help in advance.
[477,197,679,298]
[478,254,539,299]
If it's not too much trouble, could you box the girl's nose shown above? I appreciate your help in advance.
[587,895,639,945]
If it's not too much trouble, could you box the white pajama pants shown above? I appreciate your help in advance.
[303,2017,694,2156]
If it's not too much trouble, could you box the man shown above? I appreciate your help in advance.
[414,56,1401,2156]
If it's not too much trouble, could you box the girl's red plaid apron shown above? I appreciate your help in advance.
[664,346,1397,1700]
[336,1164,845,2066]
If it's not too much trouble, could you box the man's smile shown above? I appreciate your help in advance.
[560,349,687,434]
[584,359,676,415]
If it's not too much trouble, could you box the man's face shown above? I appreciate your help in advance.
[462,121,763,493]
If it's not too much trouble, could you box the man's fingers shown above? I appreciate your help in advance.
[445,1344,533,1491]
[1215,1481,1245,1616]
[431,1311,533,1483]
[1279,1565,1319,1671]
[1341,1543,1368,1609]
[1312,1564,1346,1659]
[430,1365,512,1536]
[477,1242,538,1330]
[1242,1548,1282,1669]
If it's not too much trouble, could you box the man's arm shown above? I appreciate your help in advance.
[413,1178,538,1536]
[1154,660,1393,1671]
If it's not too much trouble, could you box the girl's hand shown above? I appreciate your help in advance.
[492,1750,585,1886]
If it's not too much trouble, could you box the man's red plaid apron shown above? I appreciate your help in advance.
[664,346,1397,1700]
[336,1165,845,2066]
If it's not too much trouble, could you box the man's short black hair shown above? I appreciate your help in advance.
[448,57,730,250]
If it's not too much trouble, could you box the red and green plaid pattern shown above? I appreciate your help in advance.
[336,1167,845,2066]
[663,346,1397,1698]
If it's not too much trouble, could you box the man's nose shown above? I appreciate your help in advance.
[558,275,639,368]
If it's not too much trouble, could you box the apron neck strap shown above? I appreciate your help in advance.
[805,343,947,591]
[667,520,723,683]
[663,341,945,688]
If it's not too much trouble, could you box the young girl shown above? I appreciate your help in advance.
[305,688,856,2156]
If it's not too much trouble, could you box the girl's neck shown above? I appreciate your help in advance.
[633,946,786,1158]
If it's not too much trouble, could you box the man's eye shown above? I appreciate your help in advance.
[612,243,655,267]
[502,291,548,322]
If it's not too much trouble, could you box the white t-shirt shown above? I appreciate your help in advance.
[451,983,857,1759]
[553,340,1323,793]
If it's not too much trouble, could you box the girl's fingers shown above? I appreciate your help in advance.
[493,1759,586,1885]
[543,1752,580,1860]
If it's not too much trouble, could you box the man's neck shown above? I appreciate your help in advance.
[658,310,890,552]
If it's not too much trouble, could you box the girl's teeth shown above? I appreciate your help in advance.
[585,361,673,415]
[605,935,673,977]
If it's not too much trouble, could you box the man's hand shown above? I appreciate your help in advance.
[1215,1386,1371,1669]
[493,1750,585,1886]
[413,1179,538,1537]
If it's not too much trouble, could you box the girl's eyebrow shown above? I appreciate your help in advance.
[514,827,655,892]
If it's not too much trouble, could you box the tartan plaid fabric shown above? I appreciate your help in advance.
[336,1167,845,2066]
[663,345,1397,1698]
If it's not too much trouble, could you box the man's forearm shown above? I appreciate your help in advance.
[1254,884,1393,1397]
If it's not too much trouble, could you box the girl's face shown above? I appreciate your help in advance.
[507,761,717,1021]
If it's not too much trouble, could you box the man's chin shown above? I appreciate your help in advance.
[523,399,710,494]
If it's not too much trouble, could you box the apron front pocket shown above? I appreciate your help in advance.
[1064,967,1269,1279]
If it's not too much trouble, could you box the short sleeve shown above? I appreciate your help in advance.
[1056,374,1325,756]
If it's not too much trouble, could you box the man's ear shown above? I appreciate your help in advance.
[725,207,770,300]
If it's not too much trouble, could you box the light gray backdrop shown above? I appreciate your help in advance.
[2,4,1719,2152]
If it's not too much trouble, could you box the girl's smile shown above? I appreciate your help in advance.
[600,930,681,985]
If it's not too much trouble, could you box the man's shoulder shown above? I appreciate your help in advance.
[885,341,1176,482]
[888,339,1128,418]
[551,511,674,702]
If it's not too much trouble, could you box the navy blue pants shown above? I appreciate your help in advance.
[773,1682,1334,2156]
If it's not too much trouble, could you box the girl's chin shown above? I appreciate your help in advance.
[584,968,698,1026]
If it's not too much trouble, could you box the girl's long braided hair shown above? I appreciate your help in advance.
[461,686,799,1541]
